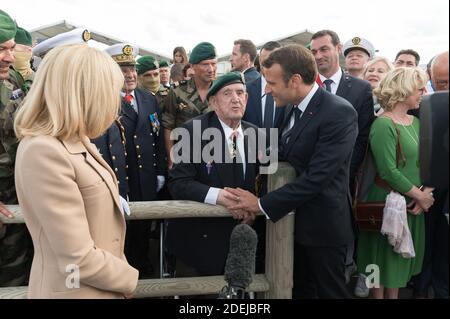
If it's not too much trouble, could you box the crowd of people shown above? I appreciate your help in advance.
[0,8,448,299]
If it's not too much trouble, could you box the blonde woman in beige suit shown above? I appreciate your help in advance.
[14,44,138,299]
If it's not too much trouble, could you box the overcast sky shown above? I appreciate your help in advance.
[2,0,449,64]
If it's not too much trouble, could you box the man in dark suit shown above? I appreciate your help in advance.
[310,30,374,189]
[105,43,167,278]
[243,41,285,137]
[227,45,358,298]
[230,39,260,84]
[310,30,375,279]
[166,72,262,276]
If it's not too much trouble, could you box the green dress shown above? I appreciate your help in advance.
[356,116,425,288]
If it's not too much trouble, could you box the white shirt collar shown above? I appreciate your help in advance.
[319,68,343,86]
[297,82,319,113]
[120,90,136,99]
[218,118,244,140]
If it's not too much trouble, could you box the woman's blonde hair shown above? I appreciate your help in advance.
[362,56,394,79]
[373,67,428,112]
[14,43,124,140]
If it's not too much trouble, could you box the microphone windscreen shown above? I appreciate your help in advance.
[224,224,258,289]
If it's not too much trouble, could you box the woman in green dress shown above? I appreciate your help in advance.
[356,67,435,299]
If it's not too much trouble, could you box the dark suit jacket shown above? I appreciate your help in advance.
[167,112,261,275]
[243,67,260,85]
[243,76,285,130]
[120,88,166,201]
[260,88,358,247]
[335,73,374,184]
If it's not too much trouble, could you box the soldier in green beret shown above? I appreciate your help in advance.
[13,26,34,92]
[162,41,217,168]
[136,56,169,111]
[0,9,33,287]
[158,60,171,89]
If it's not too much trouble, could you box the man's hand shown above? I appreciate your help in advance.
[217,189,254,224]
[225,188,261,216]
[0,201,14,226]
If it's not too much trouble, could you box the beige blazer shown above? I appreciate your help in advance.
[15,135,138,299]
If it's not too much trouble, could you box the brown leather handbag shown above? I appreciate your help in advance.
[352,119,405,232]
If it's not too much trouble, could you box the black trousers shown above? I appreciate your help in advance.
[293,242,351,299]
[412,190,449,298]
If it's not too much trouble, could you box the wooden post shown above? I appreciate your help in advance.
[264,162,296,299]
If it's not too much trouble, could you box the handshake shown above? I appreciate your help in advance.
[216,188,262,224]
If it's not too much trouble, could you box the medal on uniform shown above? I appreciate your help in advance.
[206,161,213,175]
[178,102,188,110]
[149,112,160,136]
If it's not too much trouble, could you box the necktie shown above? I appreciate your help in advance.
[230,131,244,187]
[281,107,302,145]
[124,94,133,104]
[323,79,333,93]
[263,93,274,130]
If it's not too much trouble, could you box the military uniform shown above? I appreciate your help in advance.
[0,68,32,287]
[105,43,167,278]
[140,87,169,113]
[91,119,129,198]
[161,78,211,131]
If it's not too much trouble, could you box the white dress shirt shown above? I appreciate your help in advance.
[260,76,277,124]
[120,90,138,113]
[204,120,246,205]
[319,68,343,95]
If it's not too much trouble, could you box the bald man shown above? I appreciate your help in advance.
[412,50,449,299]
[431,51,449,91]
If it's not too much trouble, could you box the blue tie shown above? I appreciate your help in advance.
[323,79,333,93]
[281,107,302,145]
[263,93,274,130]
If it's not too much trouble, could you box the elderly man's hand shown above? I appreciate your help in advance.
[0,201,14,226]
[217,189,255,224]
[225,188,261,216]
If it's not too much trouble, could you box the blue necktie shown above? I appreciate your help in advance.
[323,79,333,93]
[263,93,274,130]
[281,107,302,145]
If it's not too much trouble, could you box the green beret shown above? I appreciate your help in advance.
[159,60,170,68]
[189,42,216,64]
[136,56,159,75]
[207,71,245,100]
[15,26,32,46]
[0,10,17,44]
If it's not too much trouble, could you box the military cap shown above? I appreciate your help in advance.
[206,71,245,100]
[343,37,375,59]
[0,10,17,44]
[189,42,217,64]
[33,28,91,58]
[136,56,159,74]
[159,60,170,68]
[15,26,32,46]
[104,43,139,66]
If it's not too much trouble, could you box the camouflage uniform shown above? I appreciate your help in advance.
[0,68,33,287]
[161,78,211,130]
[141,86,169,113]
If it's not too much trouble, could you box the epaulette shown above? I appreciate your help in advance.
[172,80,187,88]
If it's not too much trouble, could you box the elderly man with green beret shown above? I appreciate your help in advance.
[136,56,169,111]
[162,41,217,169]
[0,9,33,287]
[166,71,264,278]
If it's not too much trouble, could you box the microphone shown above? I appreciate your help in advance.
[218,224,258,299]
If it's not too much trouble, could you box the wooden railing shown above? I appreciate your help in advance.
[0,162,296,299]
